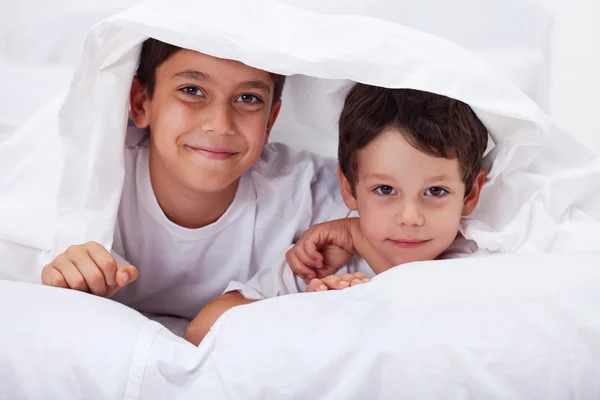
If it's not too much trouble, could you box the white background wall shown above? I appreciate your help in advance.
[538,0,600,153]
[0,0,599,152]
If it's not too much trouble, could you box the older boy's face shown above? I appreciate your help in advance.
[137,49,280,193]
[349,128,480,268]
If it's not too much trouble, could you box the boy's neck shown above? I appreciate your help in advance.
[148,152,239,230]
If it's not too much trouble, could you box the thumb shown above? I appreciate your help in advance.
[106,265,138,297]
[116,264,138,287]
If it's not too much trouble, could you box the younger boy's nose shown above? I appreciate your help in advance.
[394,201,425,227]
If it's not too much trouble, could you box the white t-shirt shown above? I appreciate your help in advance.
[110,134,348,320]
[225,211,481,300]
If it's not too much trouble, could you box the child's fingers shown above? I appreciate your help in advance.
[54,260,90,292]
[349,272,371,286]
[70,249,108,296]
[86,242,118,288]
[116,265,138,287]
[286,249,317,281]
[336,273,369,287]
[301,236,324,266]
[305,278,328,292]
[41,265,69,288]
[352,272,370,281]
[106,265,138,297]
[321,273,370,290]
[294,242,322,269]
[321,275,351,290]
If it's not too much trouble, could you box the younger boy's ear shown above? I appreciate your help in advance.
[264,99,282,144]
[462,169,486,216]
[130,76,151,129]
[338,164,358,210]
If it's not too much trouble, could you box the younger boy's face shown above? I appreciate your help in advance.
[131,49,281,193]
[341,128,484,269]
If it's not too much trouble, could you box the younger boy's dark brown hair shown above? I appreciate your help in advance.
[338,84,488,195]
[136,38,286,104]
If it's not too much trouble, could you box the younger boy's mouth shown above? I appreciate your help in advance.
[186,145,238,161]
[388,239,431,249]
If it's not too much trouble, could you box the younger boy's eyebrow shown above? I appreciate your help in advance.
[363,173,393,181]
[427,174,454,182]
[172,70,212,81]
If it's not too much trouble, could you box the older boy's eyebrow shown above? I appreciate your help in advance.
[239,80,271,93]
[172,70,212,81]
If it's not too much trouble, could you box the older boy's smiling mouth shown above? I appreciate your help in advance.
[185,145,238,160]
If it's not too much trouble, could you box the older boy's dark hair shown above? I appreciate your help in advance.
[338,84,488,195]
[136,38,286,104]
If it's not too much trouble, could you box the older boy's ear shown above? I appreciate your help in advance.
[338,164,358,210]
[130,76,150,129]
[462,170,486,216]
[265,99,282,143]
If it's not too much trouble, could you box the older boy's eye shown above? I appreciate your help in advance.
[236,94,262,104]
[181,86,204,97]
[425,187,447,197]
[374,186,396,196]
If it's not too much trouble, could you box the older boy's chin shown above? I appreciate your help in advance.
[182,171,242,193]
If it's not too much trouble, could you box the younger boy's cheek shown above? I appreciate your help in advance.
[358,216,389,251]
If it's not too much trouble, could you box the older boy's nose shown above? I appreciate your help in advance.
[395,202,425,227]
[201,103,234,135]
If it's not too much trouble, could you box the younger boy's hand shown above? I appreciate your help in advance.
[305,272,371,292]
[41,242,138,297]
[287,218,357,283]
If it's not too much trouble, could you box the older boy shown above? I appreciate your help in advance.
[186,83,488,344]
[41,39,348,321]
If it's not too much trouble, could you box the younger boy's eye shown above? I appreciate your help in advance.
[236,94,262,104]
[374,185,397,196]
[425,187,447,197]
[181,86,204,97]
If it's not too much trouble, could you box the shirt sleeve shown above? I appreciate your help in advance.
[223,247,307,300]
[225,252,377,300]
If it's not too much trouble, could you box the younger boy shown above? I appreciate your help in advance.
[40,39,348,323]
[186,83,488,344]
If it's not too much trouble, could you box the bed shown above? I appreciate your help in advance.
[1,0,600,398]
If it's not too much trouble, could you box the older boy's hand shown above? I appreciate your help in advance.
[287,218,357,283]
[41,242,138,297]
[305,272,371,292]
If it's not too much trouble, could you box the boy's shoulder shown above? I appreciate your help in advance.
[252,142,337,180]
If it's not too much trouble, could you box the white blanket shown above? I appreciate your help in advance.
[2,251,600,399]
[0,0,598,268]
